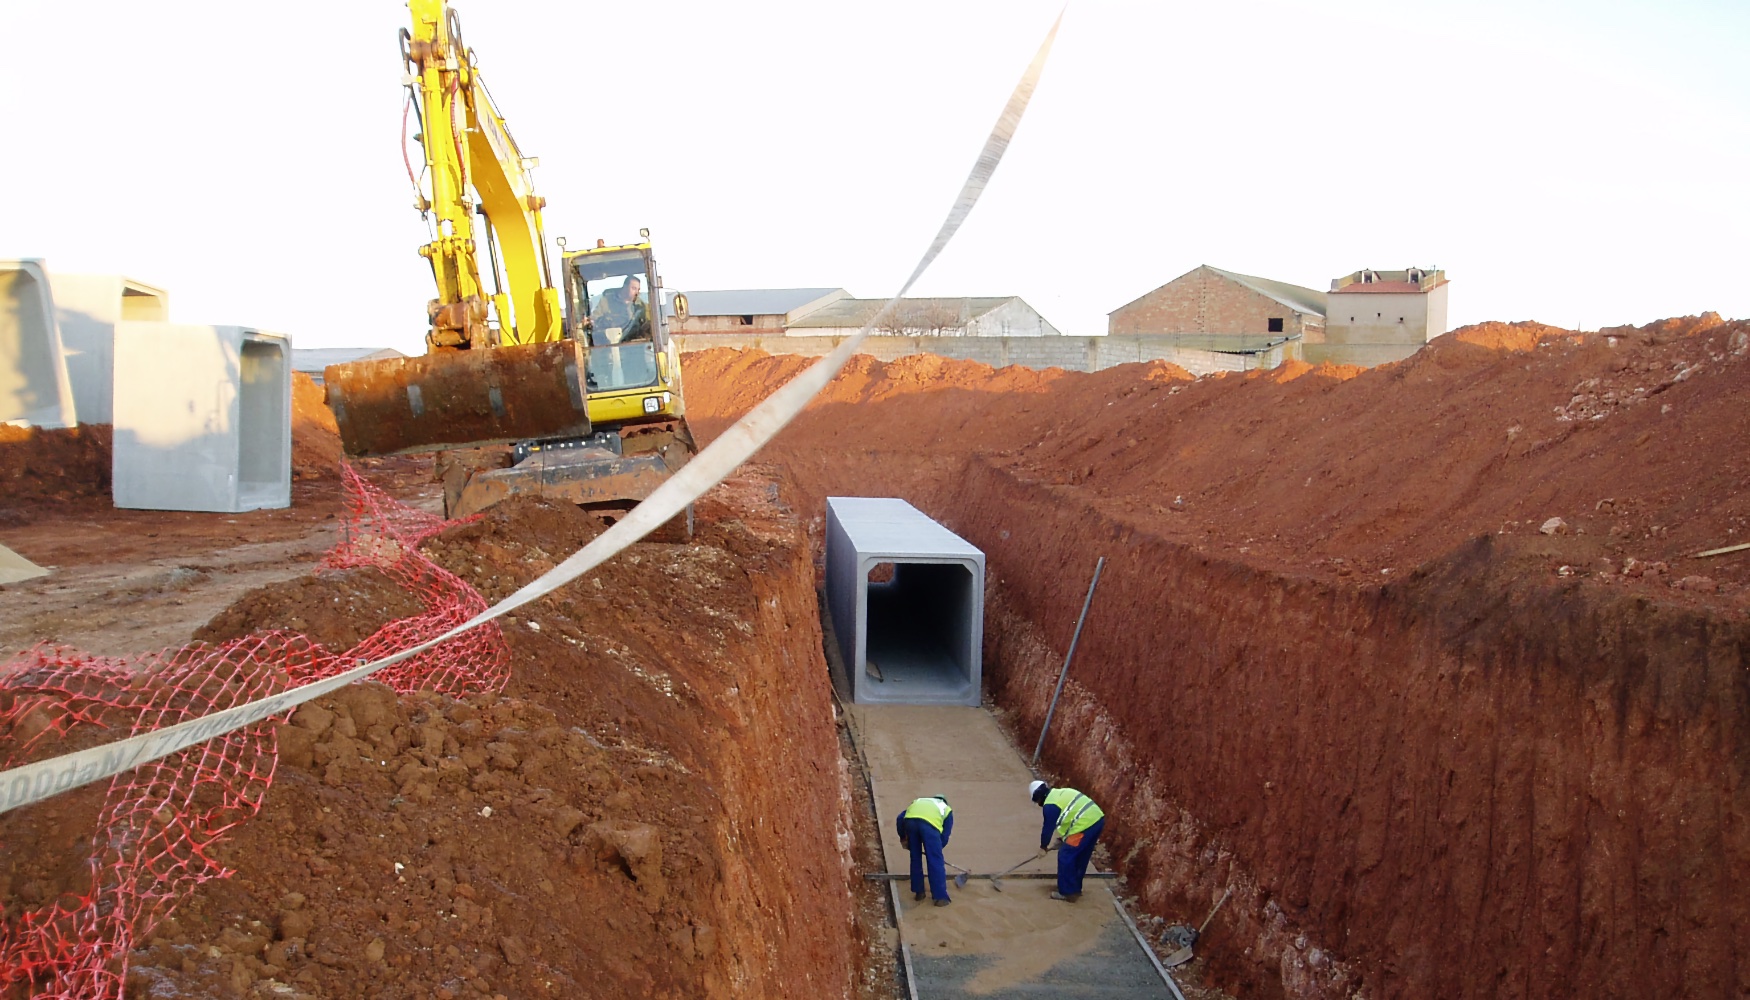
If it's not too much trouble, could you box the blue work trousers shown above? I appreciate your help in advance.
[1057,817,1105,896]
[902,817,950,901]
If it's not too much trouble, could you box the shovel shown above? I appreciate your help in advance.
[988,849,1048,893]
[1162,888,1231,968]
[944,860,972,890]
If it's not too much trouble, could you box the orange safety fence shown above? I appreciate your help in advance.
[0,465,508,998]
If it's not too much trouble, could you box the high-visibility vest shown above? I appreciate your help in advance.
[1045,788,1103,839]
[903,796,952,832]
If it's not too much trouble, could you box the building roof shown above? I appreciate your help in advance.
[672,287,848,317]
[292,347,406,377]
[1108,266,1327,319]
[1204,267,1328,316]
[1329,279,1449,295]
[787,296,1015,330]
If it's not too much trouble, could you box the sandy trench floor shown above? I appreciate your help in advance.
[853,704,1161,994]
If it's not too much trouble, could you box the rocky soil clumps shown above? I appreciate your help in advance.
[118,471,864,999]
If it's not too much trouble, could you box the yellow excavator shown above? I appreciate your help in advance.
[323,0,695,525]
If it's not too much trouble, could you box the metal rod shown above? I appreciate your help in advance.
[1198,887,1233,935]
[1693,541,1750,559]
[1033,556,1105,769]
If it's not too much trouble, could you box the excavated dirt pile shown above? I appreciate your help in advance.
[3,470,862,999]
[683,313,1750,1000]
[291,373,344,481]
[0,424,112,516]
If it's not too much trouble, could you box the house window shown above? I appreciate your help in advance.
[1267,318,1284,333]
[736,314,754,326]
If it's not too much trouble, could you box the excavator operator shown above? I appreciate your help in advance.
[588,276,649,345]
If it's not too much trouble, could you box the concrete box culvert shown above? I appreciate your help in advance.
[825,497,984,706]
[0,259,79,429]
[112,323,292,512]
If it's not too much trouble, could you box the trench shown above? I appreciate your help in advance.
[756,448,1750,1000]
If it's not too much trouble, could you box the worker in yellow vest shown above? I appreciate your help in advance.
[896,795,956,906]
[1029,780,1106,901]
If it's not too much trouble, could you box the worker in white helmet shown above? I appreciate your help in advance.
[1029,780,1106,901]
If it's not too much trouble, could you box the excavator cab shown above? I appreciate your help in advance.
[562,241,686,431]
[423,241,693,523]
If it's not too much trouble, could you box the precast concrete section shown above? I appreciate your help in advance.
[112,324,292,512]
[50,272,170,425]
[0,259,78,429]
[826,497,984,706]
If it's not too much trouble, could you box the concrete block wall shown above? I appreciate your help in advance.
[1110,266,1319,340]
[677,333,1292,377]
[112,323,291,512]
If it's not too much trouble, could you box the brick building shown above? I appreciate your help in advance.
[1108,265,1326,340]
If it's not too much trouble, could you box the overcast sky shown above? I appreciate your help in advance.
[4,0,1746,353]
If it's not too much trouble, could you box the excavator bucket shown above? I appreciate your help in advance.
[324,340,591,457]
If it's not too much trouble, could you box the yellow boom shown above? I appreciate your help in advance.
[404,0,562,349]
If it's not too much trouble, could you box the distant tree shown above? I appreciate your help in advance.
[878,299,966,337]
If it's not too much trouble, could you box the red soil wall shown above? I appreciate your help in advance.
[965,461,1747,998]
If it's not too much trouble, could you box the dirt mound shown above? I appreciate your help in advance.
[692,315,1750,598]
[115,475,861,999]
[0,423,111,512]
[292,373,343,481]
[1445,318,1571,352]
[195,567,429,652]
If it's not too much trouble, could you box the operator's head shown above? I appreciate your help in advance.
[621,276,642,301]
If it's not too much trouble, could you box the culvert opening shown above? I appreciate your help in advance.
[825,497,984,706]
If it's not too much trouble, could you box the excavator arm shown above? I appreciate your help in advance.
[324,1,588,461]
[325,0,692,535]
[404,0,561,349]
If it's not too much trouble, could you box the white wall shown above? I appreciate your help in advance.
[1325,291,1431,345]
[967,298,1062,337]
[1426,283,1450,339]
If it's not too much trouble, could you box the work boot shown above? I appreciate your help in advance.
[914,892,926,902]
[1049,891,1081,902]
[933,898,951,907]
